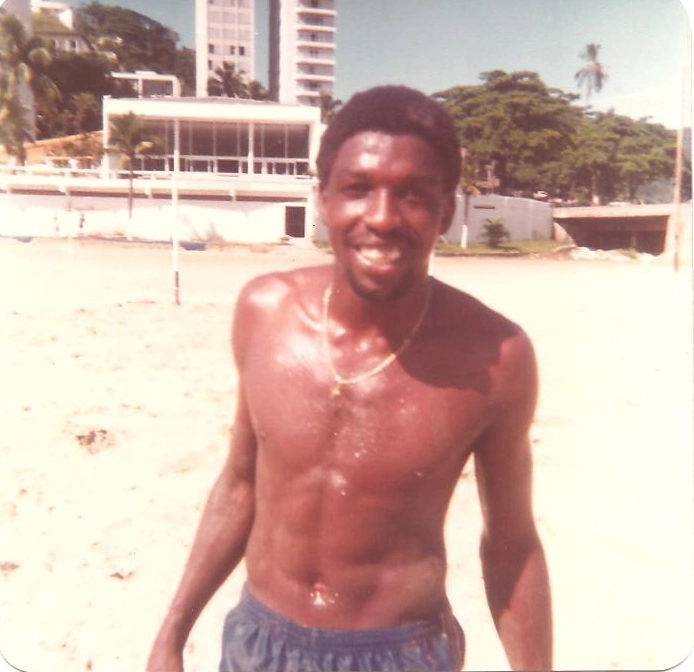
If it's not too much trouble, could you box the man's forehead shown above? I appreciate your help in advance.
[333,131,440,171]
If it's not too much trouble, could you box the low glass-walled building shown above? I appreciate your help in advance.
[101,96,323,242]
[102,96,321,178]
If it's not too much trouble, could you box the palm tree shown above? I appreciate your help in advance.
[575,43,608,102]
[0,91,33,165]
[247,79,270,101]
[207,61,249,98]
[318,89,342,123]
[106,112,158,232]
[0,13,58,162]
[0,14,57,97]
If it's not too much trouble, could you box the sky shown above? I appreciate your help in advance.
[65,0,692,129]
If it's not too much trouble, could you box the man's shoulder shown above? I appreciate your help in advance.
[433,280,535,390]
[232,265,328,362]
[435,280,525,343]
[238,265,329,313]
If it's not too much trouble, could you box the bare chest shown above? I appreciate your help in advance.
[241,324,494,490]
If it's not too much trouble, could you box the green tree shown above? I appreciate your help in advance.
[0,12,59,157]
[77,2,178,74]
[207,61,248,97]
[173,46,195,96]
[247,79,270,101]
[106,112,159,226]
[71,92,100,134]
[35,51,112,138]
[318,89,342,123]
[575,43,608,102]
[435,71,583,194]
[0,93,33,164]
[558,112,675,203]
[0,13,57,100]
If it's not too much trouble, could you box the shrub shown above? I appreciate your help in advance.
[479,217,510,248]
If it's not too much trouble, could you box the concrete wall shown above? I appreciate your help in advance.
[445,193,552,246]
[0,193,298,243]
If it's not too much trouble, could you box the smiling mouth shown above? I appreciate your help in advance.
[356,245,404,267]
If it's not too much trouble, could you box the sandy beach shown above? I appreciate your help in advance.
[0,237,692,671]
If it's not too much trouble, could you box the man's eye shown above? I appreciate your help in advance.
[399,187,430,203]
[342,183,369,197]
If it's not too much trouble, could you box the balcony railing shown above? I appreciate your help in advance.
[297,23,335,32]
[296,7,336,16]
[296,39,335,49]
[295,73,334,83]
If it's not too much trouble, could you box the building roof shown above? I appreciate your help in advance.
[32,10,75,34]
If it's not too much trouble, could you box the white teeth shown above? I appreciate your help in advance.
[358,247,401,264]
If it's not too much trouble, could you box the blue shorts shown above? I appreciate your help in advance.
[219,585,465,672]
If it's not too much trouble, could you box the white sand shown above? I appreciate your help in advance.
[0,237,692,671]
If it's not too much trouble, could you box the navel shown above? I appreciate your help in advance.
[309,580,339,608]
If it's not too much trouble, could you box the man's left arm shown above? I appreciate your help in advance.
[474,330,553,670]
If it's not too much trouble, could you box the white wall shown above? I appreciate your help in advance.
[0,193,298,243]
[445,194,553,246]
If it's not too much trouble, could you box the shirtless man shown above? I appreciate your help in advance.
[146,85,552,672]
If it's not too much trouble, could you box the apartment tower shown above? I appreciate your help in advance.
[269,0,336,106]
[195,0,255,98]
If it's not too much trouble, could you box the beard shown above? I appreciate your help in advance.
[341,257,427,303]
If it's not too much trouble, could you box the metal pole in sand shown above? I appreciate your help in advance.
[171,174,181,305]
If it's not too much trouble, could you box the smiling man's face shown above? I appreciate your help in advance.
[320,131,455,302]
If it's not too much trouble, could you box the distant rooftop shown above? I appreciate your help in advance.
[32,10,74,34]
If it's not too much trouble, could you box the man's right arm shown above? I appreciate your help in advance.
[146,286,261,672]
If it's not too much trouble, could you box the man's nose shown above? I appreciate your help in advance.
[363,188,401,231]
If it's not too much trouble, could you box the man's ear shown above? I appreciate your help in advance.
[438,191,457,235]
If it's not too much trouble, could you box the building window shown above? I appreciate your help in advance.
[208,43,215,53]
[311,0,318,6]
[239,46,245,55]
[310,33,316,41]
[229,45,235,54]
[208,59,212,70]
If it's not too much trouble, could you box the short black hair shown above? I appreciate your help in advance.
[316,85,461,192]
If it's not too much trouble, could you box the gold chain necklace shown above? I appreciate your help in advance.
[321,280,432,398]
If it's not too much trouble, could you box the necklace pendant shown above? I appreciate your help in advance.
[331,383,342,398]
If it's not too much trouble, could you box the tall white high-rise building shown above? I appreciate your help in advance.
[269,0,336,106]
[196,0,255,98]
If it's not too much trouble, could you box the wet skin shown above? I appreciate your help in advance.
[146,132,551,672]
[237,133,532,627]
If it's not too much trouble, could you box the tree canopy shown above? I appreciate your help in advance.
[35,51,113,137]
[76,2,178,74]
[435,70,678,204]
[435,71,583,194]
[207,60,269,100]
